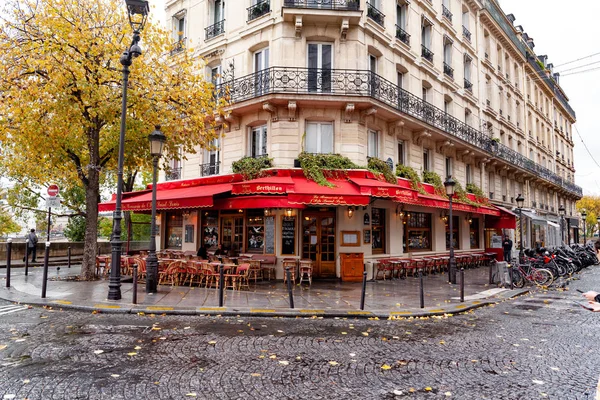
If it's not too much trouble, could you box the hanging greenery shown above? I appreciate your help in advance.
[465,182,490,205]
[454,181,480,207]
[367,157,397,185]
[422,170,446,197]
[396,164,425,194]
[298,152,360,187]
[231,156,273,180]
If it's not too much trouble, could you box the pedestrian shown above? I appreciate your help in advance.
[24,228,38,263]
[502,234,513,263]
[196,243,208,259]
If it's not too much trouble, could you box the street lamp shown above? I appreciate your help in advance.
[516,193,525,262]
[108,0,150,301]
[581,209,587,245]
[146,126,166,294]
[558,204,565,245]
[597,216,600,242]
[444,176,457,284]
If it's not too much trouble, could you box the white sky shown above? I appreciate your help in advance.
[150,0,600,196]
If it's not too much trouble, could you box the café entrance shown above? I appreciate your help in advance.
[301,210,336,278]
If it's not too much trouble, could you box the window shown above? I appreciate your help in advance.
[443,36,452,67]
[254,47,269,95]
[305,122,333,154]
[396,2,408,30]
[371,208,386,254]
[422,85,428,102]
[423,148,430,172]
[445,215,459,250]
[246,210,265,253]
[213,0,224,24]
[249,125,267,157]
[464,55,472,89]
[445,157,453,178]
[397,71,404,89]
[172,12,186,42]
[404,212,432,252]
[444,98,452,114]
[368,130,379,158]
[202,137,220,176]
[308,43,332,92]
[398,140,405,166]
[201,211,219,250]
[466,164,472,185]
[210,65,222,87]
[421,17,433,51]
[470,218,480,248]
[165,212,183,249]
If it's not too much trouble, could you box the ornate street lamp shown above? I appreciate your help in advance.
[444,176,457,284]
[516,194,525,262]
[146,126,166,294]
[108,0,150,301]
[581,209,587,245]
[597,216,600,241]
[558,204,565,245]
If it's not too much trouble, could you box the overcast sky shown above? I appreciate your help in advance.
[150,0,599,196]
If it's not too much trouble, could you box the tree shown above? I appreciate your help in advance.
[576,196,600,240]
[64,215,86,242]
[0,0,223,279]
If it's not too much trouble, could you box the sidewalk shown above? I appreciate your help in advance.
[0,264,528,319]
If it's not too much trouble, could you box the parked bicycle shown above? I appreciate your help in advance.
[510,261,554,288]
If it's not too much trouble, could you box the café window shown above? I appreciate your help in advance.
[165,212,183,249]
[404,212,431,251]
[470,218,480,248]
[445,215,460,250]
[246,210,265,253]
[371,208,386,254]
[201,210,219,250]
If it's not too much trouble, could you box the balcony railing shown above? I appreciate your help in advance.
[170,37,186,56]
[462,25,471,42]
[464,78,473,92]
[216,66,583,197]
[248,0,270,21]
[205,19,225,41]
[283,0,359,10]
[366,2,385,26]
[443,62,454,78]
[442,5,452,21]
[421,45,434,62]
[395,25,410,45]
[200,162,220,177]
[165,167,181,181]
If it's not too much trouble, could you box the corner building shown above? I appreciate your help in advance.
[135,0,581,279]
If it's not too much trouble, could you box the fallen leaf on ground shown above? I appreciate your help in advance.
[532,379,544,385]
[444,391,452,397]
[134,346,142,350]
[381,364,392,370]
[361,332,369,336]
[127,352,137,356]
[23,379,30,384]
[93,350,104,355]
[425,387,432,391]
[208,341,217,345]
[269,354,277,359]
[0,345,7,350]
[185,393,197,397]
[329,361,339,366]
[111,374,120,378]
[250,373,261,377]
[279,360,289,365]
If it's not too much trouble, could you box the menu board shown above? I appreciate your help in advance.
[281,216,296,255]
[264,216,275,254]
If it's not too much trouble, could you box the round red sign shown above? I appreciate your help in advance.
[47,184,59,197]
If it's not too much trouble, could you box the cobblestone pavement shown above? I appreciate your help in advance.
[1,268,600,400]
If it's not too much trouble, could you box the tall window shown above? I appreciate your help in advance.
[444,98,452,114]
[173,12,186,42]
[203,137,220,176]
[445,157,453,178]
[470,218,480,248]
[246,210,265,254]
[254,47,269,95]
[213,0,224,24]
[443,37,452,67]
[305,122,333,154]
[423,148,430,172]
[464,55,472,87]
[466,164,472,185]
[397,71,404,89]
[249,125,267,157]
[404,212,432,252]
[201,211,219,250]
[368,130,379,158]
[371,208,386,254]
[166,212,183,249]
[422,85,429,102]
[398,140,405,166]
[421,18,432,50]
[308,43,332,92]
[396,2,408,30]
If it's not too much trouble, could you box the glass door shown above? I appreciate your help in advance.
[254,48,269,96]
[302,211,336,278]
[308,43,332,93]
[221,216,243,253]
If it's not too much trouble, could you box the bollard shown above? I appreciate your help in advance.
[508,264,514,290]
[360,271,367,310]
[285,267,294,309]
[218,264,225,307]
[67,247,71,269]
[132,264,138,305]
[460,268,465,303]
[24,238,29,276]
[488,259,493,284]
[41,242,50,298]
[419,268,424,309]
[6,239,12,288]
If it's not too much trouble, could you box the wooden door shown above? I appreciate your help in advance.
[301,212,336,278]
[221,216,243,252]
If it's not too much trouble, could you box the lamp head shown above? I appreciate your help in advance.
[558,204,565,216]
[125,0,150,33]
[515,193,525,209]
[581,209,587,221]
[148,125,166,157]
[347,206,354,219]
[444,176,456,196]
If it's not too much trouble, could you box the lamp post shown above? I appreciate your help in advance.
[558,204,565,245]
[516,193,525,262]
[581,209,587,245]
[146,126,166,294]
[108,0,150,301]
[597,216,600,242]
[444,177,457,284]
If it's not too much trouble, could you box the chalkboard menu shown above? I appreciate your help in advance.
[281,216,296,255]
[264,215,275,254]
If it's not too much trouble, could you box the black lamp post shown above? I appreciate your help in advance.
[444,176,457,284]
[581,209,587,245]
[558,204,565,245]
[597,216,600,241]
[146,126,166,294]
[108,0,150,301]
[516,193,525,262]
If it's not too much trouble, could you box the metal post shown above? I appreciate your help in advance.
[218,264,225,307]
[41,242,50,298]
[560,216,564,244]
[488,257,493,284]
[460,268,464,302]
[46,207,51,242]
[24,238,29,276]
[132,264,138,305]
[419,268,424,309]
[583,220,586,244]
[518,208,524,263]
[508,264,513,290]
[5,239,12,288]
[146,156,159,294]
[567,219,571,245]
[448,196,457,284]
[286,267,295,309]
[360,271,367,310]
[67,247,71,268]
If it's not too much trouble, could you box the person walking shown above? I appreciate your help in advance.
[502,235,513,263]
[25,228,39,263]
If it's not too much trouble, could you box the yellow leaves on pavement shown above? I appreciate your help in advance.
[134,346,142,350]
[279,361,290,366]
[0,345,7,351]
[380,364,392,370]
[328,361,339,366]
[127,352,137,356]
[250,373,261,377]
[185,393,197,397]
[208,341,217,345]
[93,350,104,355]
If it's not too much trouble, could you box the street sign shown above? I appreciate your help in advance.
[46,197,61,208]
[47,184,59,197]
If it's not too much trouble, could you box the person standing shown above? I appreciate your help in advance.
[502,235,513,263]
[25,228,39,263]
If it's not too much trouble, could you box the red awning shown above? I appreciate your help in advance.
[231,175,294,195]
[348,177,418,199]
[215,195,306,210]
[98,183,232,212]
[287,177,370,206]
[486,205,517,229]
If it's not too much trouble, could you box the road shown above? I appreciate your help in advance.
[1,270,600,399]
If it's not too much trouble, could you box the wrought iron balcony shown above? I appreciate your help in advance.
[205,19,225,41]
[462,25,471,42]
[216,66,583,197]
[442,5,452,21]
[366,2,385,26]
[421,45,434,62]
[250,153,269,159]
[248,0,270,21]
[170,38,186,56]
[200,162,220,177]
[443,62,454,78]
[283,0,359,10]
[165,167,181,181]
[464,78,473,92]
[395,25,410,45]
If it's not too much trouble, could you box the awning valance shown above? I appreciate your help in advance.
[215,195,306,210]
[287,177,370,206]
[231,175,295,195]
[521,210,547,225]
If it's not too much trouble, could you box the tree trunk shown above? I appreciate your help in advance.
[81,166,100,280]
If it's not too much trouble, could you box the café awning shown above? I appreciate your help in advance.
[287,177,370,206]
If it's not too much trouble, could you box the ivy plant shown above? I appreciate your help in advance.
[454,181,480,207]
[367,157,397,185]
[465,182,489,205]
[232,156,273,180]
[298,152,360,187]
[422,170,446,197]
[396,164,425,194]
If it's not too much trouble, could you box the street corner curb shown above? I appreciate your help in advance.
[496,288,530,300]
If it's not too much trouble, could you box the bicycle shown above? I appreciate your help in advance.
[510,261,554,288]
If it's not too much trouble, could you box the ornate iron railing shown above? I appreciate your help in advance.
[283,0,359,10]
[464,78,473,92]
[165,167,182,181]
[170,38,186,56]
[200,162,220,176]
[248,0,270,21]
[250,153,269,159]
[395,25,410,45]
[216,67,583,197]
[443,62,454,78]
[366,2,385,26]
[442,5,452,21]
[421,45,434,62]
[205,20,225,41]
[462,25,471,42]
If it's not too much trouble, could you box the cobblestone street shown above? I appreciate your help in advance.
[1,267,600,399]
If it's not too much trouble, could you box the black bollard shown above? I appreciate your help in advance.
[41,242,50,298]
[67,247,71,268]
[6,239,12,288]
[218,264,225,307]
[360,271,367,310]
[286,267,294,309]
[419,268,424,309]
[132,264,138,305]
[488,259,493,284]
[460,268,465,303]
[508,264,514,290]
[24,238,29,276]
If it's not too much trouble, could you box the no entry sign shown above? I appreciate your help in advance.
[47,184,59,197]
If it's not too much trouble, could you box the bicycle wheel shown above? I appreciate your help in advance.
[512,269,525,288]
[531,268,554,286]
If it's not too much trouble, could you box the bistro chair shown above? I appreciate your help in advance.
[298,260,313,286]
[282,260,297,284]
[247,259,263,283]
[375,259,393,280]
[235,264,251,290]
